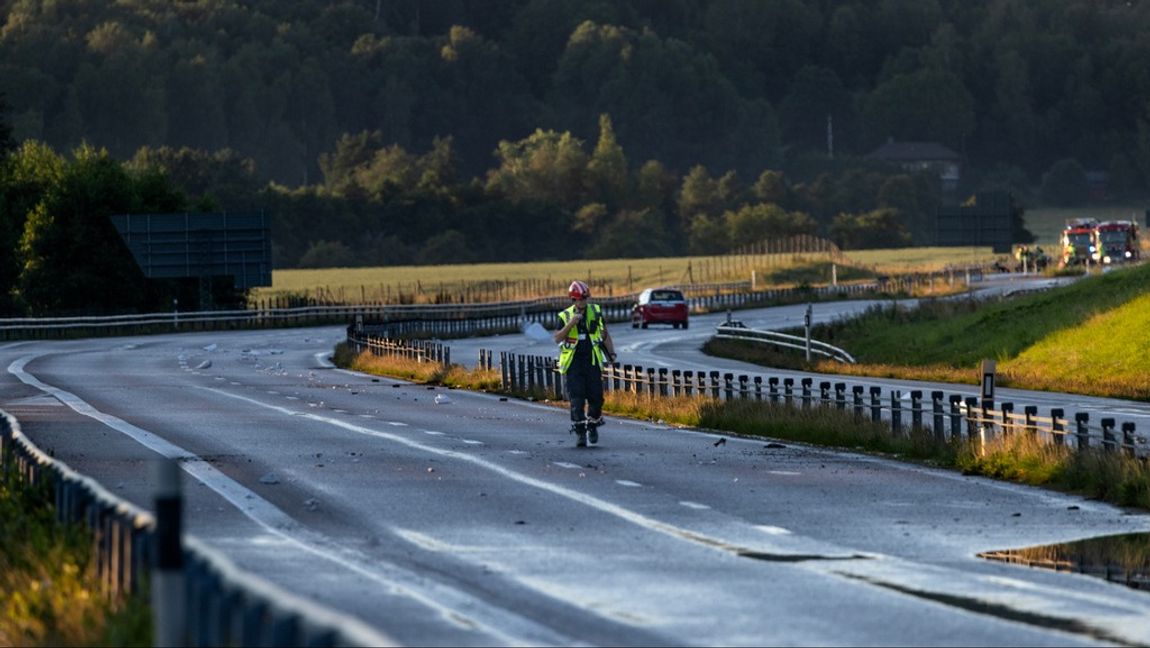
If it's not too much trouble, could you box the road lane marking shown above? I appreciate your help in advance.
[6,354,565,646]
[615,480,642,488]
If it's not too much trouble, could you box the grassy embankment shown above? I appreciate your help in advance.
[0,466,151,646]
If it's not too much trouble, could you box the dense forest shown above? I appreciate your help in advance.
[0,0,1140,313]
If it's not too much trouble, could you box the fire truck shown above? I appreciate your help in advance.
[1059,218,1098,267]
[1091,220,1141,264]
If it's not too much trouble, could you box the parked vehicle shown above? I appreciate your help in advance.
[1091,220,1140,264]
[631,288,689,329]
[1059,218,1098,267]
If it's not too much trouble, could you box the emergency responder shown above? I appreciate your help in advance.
[553,280,617,447]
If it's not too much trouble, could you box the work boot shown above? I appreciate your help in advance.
[587,417,602,445]
[571,421,587,447]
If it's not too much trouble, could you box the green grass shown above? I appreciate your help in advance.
[772,262,1150,400]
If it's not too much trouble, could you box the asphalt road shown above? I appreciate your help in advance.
[2,279,1149,646]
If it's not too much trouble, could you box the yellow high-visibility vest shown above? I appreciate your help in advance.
[557,303,606,374]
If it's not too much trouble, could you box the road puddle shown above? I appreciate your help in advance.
[979,532,1150,591]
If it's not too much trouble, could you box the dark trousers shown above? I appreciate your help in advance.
[566,363,603,423]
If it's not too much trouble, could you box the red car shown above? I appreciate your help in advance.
[631,288,689,329]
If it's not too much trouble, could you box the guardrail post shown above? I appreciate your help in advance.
[697,371,707,396]
[769,377,779,403]
[647,367,658,398]
[754,376,763,401]
[1024,405,1037,439]
[1050,408,1065,446]
[658,368,669,397]
[852,385,864,418]
[964,397,979,441]
[834,383,846,410]
[783,378,794,406]
[671,370,682,397]
[1075,412,1090,450]
[710,371,721,399]
[1121,422,1136,457]
[890,391,902,436]
[526,357,536,393]
[683,371,694,397]
[999,402,1013,439]
[738,375,749,400]
[724,373,734,401]
[818,381,830,407]
[801,378,812,408]
[931,391,944,441]
[1101,417,1117,453]
[869,387,882,423]
[910,390,922,431]
[949,395,963,440]
[152,458,185,647]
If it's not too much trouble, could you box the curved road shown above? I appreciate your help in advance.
[2,281,1149,646]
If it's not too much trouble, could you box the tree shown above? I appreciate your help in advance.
[723,203,817,244]
[298,240,358,268]
[676,165,719,227]
[485,129,589,208]
[17,144,185,314]
[1040,158,1089,207]
[0,93,15,155]
[586,114,628,210]
[586,208,672,258]
[0,141,64,315]
[829,208,911,250]
[861,69,975,151]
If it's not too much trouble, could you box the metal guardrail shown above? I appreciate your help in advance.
[0,409,394,647]
[1,262,991,342]
[480,349,1146,459]
[713,322,856,363]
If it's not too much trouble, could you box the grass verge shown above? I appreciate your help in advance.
[334,347,1150,511]
[0,465,151,647]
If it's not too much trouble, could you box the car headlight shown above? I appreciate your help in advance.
[1126,250,1133,258]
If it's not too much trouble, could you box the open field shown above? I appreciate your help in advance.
[254,245,1001,305]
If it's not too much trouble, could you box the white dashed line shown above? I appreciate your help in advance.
[679,501,710,510]
[615,480,642,487]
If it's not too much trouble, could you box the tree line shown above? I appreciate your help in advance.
[2,0,1147,199]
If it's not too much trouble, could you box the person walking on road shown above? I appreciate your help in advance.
[554,280,617,447]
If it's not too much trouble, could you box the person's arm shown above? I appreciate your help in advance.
[601,323,616,362]
[553,311,581,344]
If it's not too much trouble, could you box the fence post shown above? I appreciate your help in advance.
[1024,405,1037,438]
[910,390,922,431]
[754,376,763,401]
[819,381,831,407]
[500,352,510,390]
[671,370,682,397]
[964,397,980,441]
[769,377,780,403]
[869,386,882,423]
[801,377,812,408]
[1121,422,1136,457]
[710,371,721,399]
[783,378,794,406]
[1050,408,1065,446]
[890,391,902,436]
[658,368,669,397]
[723,373,735,401]
[931,391,944,441]
[1101,418,1117,453]
[834,383,846,410]
[152,458,185,648]
[738,375,749,399]
[1075,412,1090,450]
[683,371,694,397]
[852,385,864,419]
[999,402,1013,439]
[949,395,963,440]
[647,367,658,398]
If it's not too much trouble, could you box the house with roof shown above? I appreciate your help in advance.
[865,139,961,194]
